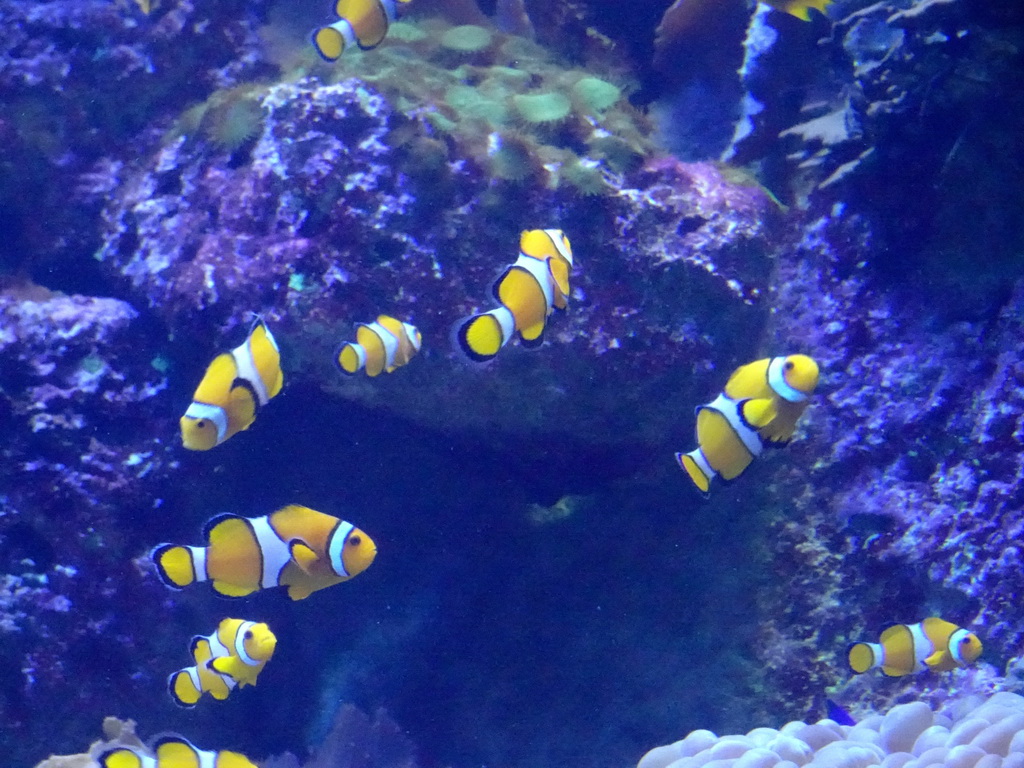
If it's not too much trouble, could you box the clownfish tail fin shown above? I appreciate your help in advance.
[151,544,196,589]
[167,669,201,708]
[675,450,712,498]
[336,342,367,375]
[847,642,880,674]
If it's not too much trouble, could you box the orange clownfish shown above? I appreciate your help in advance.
[95,736,257,768]
[151,504,376,601]
[765,0,833,21]
[311,0,414,62]
[674,354,819,496]
[455,229,574,363]
[168,619,277,707]
[848,618,983,677]
[179,318,283,451]
[336,315,422,376]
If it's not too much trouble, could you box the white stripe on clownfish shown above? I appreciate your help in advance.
[948,628,971,665]
[249,515,292,590]
[183,403,228,445]
[329,520,356,578]
[364,321,400,369]
[233,621,258,667]
[768,356,808,403]
[191,545,208,583]
[233,333,270,406]
[910,621,933,669]
[703,393,763,457]
[542,228,574,266]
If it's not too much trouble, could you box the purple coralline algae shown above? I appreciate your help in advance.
[93,73,782,444]
[0,286,179,762]
[732,201,1024,723]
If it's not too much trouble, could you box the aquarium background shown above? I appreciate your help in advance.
[2,0,1024,767]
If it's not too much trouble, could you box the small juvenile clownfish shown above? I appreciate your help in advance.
[455,229,575,363]
[311,0,413,62]
[674,354,819,496]
[168,619,277,707]
[180,318,283,451]
[95,736,257,768]
[764,0,833,21]
[151,504,376,601]
[336,315,422,377]
[848,618,983,677]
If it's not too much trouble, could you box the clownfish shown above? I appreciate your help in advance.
[311,0,413,62]
[848,618,983,677]
[455,229,575,362]
[674,354,819,496]
[180,318,283,451]
[151,504,376,601]
[336,315,422,376]
[168,619,277,707]
[95,736,257,768]
[765,0,833,21]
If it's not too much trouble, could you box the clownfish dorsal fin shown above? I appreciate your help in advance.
[202,512,246,541]
[740,398,777,428]
[290,540,319,575]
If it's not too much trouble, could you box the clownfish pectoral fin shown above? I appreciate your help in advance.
[211,580,257,598]
[168,669,202,708]
[923,650,946,668]
[675,450,712,498]
[209,656,243,681]
[289,540,320,575]
[740,398,777,429]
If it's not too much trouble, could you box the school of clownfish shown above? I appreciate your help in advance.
[96,4,981,762]
[94,219,986,766]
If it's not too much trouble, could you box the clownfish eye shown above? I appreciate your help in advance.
[349,535,362,546]
[784,361,795,371]
[244,630,253,639]
[197,419,207,428]
[961,637,972,645]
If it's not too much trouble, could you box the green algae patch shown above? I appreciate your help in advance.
[440,25,494,53]
[513,92,572,125]
[571,76,621,114]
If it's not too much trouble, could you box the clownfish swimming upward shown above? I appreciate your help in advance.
[336,315,422,376]
[674,354,819,496]
[311,0,413,62]
[151,504,376,601]
[95,736,257,768]
[168,618,277,707]
[455,229,575,363]
[179,318,283,451]
[848,618,983,677]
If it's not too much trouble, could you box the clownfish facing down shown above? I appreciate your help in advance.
[848,618,983,677]
[180,318,283,451]
[168,618,277,707]
[336,315,422,376]
[674,354,819,496]
[311,0,413,62]
[765,0,833,21]
[151,504,376,601]
[95,736,257,768]
[455,229,575,363]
